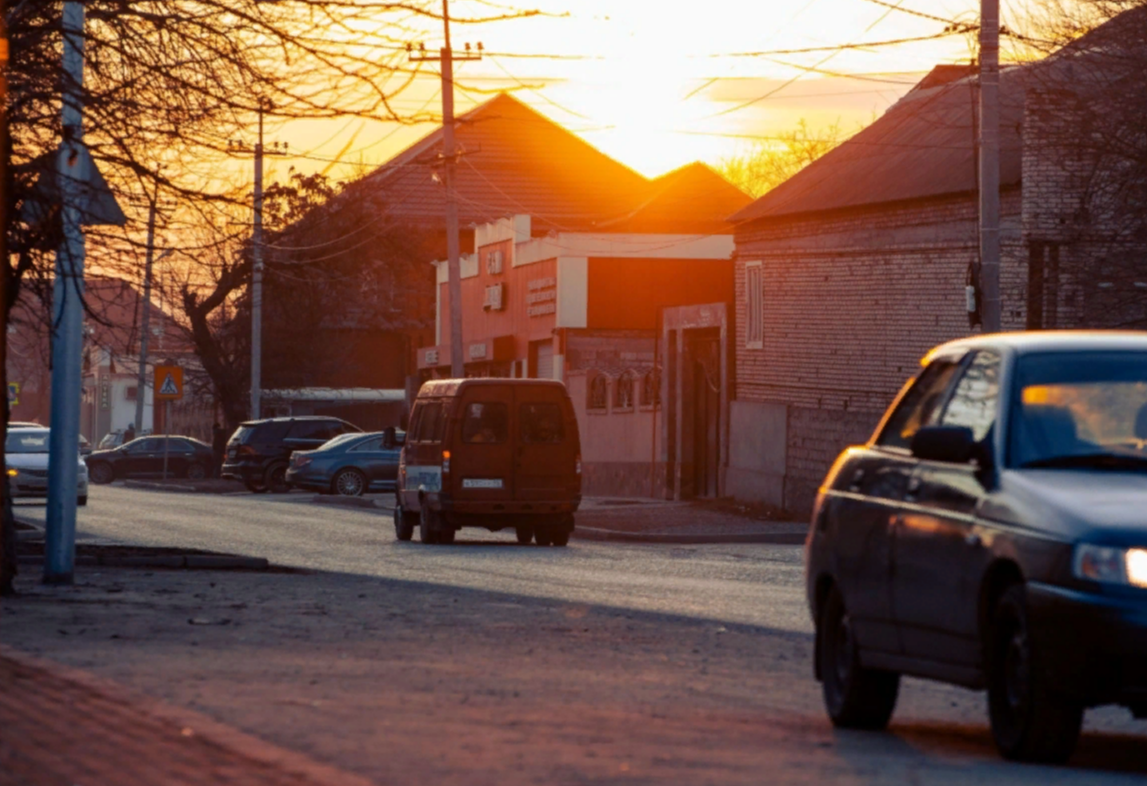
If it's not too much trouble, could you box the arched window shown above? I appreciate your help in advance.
[640,369,660,407]
[614,371,635,410]
[588,373,609,411]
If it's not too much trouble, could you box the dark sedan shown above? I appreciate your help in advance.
[85,435,215,484]
[285,430,404,496]
[806,332,1147,764]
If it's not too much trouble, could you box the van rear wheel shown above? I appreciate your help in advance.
[516,527,534,545]
[551,529,570,547]
[535,528,553,546]
[420,506,441,545]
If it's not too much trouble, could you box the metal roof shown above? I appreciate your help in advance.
[926,331,1147,361]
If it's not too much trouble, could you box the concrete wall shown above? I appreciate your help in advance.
[724,400,786,507]
[567,369,660,497]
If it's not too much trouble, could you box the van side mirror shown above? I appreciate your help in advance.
[911,426,976,464]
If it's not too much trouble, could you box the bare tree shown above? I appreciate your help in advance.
[717,119,849,198]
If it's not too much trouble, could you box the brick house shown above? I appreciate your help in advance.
[727,10,1147,515]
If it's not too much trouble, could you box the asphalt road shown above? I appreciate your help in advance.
[10,485,1147,784]
[14,484,813,633]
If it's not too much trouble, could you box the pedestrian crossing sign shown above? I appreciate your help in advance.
[154,365,183,401]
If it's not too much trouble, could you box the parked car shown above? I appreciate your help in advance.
[395,379,581,546]
[222,416,362,493]
[285,429,405,496]
[806,331,1147,764]
[96,430,151,450]
[85,435,216,484]
[5,427,89,505]
[6,421,90,455]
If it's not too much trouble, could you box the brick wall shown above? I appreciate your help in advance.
[731,192,1027,512]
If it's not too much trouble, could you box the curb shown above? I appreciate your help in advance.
[0,646,379,786]
[572,526,807,545]
[122,479,246,494]
[16,554,270,570]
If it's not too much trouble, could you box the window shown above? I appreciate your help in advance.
[614,372,635,410]
[588,374,609,411]
[462,402,508,444]
[745,261,763,349]
[127,438,162,453]
[940,351,1001,442]
[640,369,660,408]
[520,403,564,444]
[288,421,336,441]
[876,358,963,450]
[351,437,385,452]
[416,402,444,443]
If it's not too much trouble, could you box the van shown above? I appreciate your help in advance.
[395,379,581,546]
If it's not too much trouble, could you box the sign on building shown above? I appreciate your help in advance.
[7,382,19,406]
[154,365,184,401]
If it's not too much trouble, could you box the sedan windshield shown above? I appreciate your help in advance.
[1011,351,1147,469]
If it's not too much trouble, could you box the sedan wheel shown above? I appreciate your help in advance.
[818,585,900,729]
[333,468,366,497]
[988,585,1083,763]
[89,463,114,485]
[185,463,207,481]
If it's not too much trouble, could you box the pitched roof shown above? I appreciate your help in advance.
[730,7,1147,225]
[342,93,747,235]
[600,163,751,235]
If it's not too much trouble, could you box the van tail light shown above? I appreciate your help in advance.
[237,445,257,457]
[575,453,582,475]
[442,450,451,475]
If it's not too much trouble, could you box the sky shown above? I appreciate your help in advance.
[270,0,998,183]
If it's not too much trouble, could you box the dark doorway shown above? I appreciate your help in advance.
[690,331,721,498]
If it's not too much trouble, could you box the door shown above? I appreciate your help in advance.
[533,342,554,380]
[349,436,397,491]
[514,387,576,501]
[893,350,1001,666]
[836,356,965,654]
[158,437,194,478]
[124,437,163,476]
[452,387,514,501]
[691,335,721,498]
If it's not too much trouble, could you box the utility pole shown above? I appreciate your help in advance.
[979,0,1002,332]
[231,103,286,420]
[44,1,87,584]
[134,186,173,434]
[410,1,481,378]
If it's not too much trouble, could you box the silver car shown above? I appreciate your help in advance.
[6,427,89,505]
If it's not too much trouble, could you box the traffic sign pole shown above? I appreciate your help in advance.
[162,401,170,479]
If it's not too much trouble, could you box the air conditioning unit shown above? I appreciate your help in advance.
[483,282,505,311]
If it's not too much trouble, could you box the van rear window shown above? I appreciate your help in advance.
[413,402,445,442]
[520,403,564,444]
[462,402,508,444]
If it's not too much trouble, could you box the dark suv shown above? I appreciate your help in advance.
[222,416,361,493]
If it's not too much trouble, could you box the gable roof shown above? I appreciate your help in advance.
[342,93,747,235]
[730,7,1147,225]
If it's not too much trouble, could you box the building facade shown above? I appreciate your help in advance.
[418,215,740,498]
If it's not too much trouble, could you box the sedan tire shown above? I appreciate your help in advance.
[988,584,1083,763]
[185,463,207,481]
[333,468,366,497]
[818,585,900,730]
[88,463,114,485]
[244,478,269,494]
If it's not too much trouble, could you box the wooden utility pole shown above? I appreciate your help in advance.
[410,1,481,378]
[979,0,1002,332]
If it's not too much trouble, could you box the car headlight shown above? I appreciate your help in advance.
[1074,544,1147,588]
[6,468,16,477]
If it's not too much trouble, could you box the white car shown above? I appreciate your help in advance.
[6,427,89,505]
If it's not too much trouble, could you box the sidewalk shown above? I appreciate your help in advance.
[574,497,808,544]
[0,647,375,786]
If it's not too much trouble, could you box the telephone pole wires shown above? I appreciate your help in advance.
[231,103,287,419]
[979,0,1002,332]
[410,0,481,379]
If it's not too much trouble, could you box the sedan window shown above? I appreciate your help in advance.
[350,437,385,452]
[940,351,1001,442]
[876,359,962,450]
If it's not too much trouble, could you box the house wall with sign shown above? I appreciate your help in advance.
[419,214,738,498]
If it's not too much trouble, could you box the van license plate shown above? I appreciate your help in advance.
[463,478,503,489]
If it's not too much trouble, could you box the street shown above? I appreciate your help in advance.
[6,485,1147,785]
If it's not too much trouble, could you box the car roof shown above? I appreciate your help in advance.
[416,378,568,398]
[239,416,349,426]
[923,330,1147,364]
